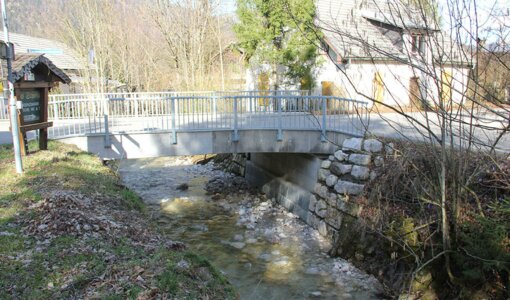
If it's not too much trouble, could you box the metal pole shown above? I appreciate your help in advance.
[321,97,327,142]
[1,0,22,173]
[277,96,283,141]
[232,97,239,142]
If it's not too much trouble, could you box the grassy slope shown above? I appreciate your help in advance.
[0,141,236,299]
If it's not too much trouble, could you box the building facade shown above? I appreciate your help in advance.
[313,0,473,108]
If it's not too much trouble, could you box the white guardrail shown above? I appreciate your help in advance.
[21,90,369,141]
[0,97,7,120]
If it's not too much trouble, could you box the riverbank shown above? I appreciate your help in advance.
[118,156,384,299]
[0,142,236,299]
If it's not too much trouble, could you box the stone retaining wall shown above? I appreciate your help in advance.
[303,138,393,243]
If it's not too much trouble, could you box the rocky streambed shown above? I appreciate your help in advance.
[118,156,383,299]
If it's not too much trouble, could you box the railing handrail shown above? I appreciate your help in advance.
[49,90,312,99]
[45,92,368,140]
[48,94,368,106]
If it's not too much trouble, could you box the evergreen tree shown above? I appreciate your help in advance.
[234,0,320,90]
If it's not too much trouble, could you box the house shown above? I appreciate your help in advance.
[0,31,84,93]
[0,45,72,120]
[313,0,473,108]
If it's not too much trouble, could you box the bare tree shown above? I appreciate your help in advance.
[309,0,509,296]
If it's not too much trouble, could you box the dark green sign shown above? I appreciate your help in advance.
[20,89,42,124]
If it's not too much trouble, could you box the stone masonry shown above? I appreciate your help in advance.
[304,137,392,239]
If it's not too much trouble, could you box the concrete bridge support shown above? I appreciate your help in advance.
[245,153,322,222]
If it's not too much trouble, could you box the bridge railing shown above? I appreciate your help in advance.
[47,92,368,140]
[0,97,7,120]
[48,90,311,120]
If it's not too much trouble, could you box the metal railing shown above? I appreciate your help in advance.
[0,97,7,120]
[46,91,368,141]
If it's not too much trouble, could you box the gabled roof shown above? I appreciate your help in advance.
[2,53,71,84]
[316,0,467,64]
[0,31,84,71]
[316,0,409,60]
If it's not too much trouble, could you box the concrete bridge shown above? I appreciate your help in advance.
[39,91,368,159]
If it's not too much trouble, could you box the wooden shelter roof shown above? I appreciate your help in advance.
[2,53,71,84]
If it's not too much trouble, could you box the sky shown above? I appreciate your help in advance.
[438,0,510,44]
[217,0,237,14]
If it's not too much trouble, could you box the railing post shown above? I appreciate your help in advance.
[213,92,217,117]
[104,97,111,148]
[277,96,283,141]
[171,97,177,144]
[52,97,59,121]
[321,97,327,142]
[232,96,239,142]
[134,93,139,118]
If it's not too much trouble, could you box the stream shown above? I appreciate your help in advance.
[118,157,383,299]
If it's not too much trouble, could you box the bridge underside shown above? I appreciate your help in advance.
[57,130,351,159]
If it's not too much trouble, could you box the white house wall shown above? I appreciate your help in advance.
[314,57,414,107]
[315,56,471,107]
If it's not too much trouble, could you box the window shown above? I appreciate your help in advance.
[411,34,426,56]
[328,47,338,63]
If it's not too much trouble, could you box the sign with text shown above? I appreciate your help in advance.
[20,89,42,124]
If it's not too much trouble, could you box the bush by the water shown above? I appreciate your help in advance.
[359,140,510,298]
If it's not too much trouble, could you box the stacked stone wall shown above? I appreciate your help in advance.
[304,137,393,243]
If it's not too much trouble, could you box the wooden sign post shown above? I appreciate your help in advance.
[2,50,71,154]
[16,85,53,152]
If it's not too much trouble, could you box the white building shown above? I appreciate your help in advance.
[245,0,473,109]
[314,0,473,108]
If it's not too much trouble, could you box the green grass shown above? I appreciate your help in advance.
[0,141,236,299]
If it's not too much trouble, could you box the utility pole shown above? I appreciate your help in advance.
[217,14,225,91]
[1,0,23,174]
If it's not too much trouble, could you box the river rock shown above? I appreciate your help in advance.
[350,166,370,180]
[230,242,246,249]
[259,253,272,261]
[334,181,365,195]
[348,154,371,166]
[321,160,331,169]
[328,155,335,161]
[334,150,349,161]
[342,138,363,151]
[330,163,352,176]
[363,139,383,153]
[370,171,378,181]
[325,174,338,187]
[305,267,321,275]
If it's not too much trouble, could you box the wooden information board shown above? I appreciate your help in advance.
[20,89,42,124]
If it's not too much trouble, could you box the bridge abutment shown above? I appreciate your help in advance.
[244,138,394,255]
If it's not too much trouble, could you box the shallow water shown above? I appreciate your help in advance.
[119,157,382,300]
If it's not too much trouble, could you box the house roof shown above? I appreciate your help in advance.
[2,53,72,84]
[0,31,84,71]
[316,0,468,64]
[316,0,409,60]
